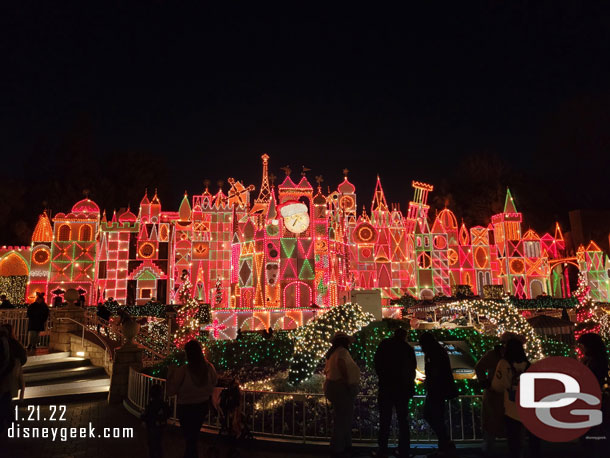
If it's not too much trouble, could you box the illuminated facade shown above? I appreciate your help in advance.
[1,155,608,337]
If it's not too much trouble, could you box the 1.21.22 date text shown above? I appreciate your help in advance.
[15,405,67,422]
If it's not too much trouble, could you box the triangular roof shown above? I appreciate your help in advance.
[151,190,161,205]
[586,240,602,252]
[278,175,297,189]
[504,188,518,213]
[523,229,540,241]
[297,176,313,189]
[140,190,150,206]
[431,215,444,234]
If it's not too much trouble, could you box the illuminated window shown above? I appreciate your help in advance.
[58,224,71,241]
[79,225,92,241]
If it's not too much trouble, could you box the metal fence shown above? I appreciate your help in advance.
[0,308,52,348]
[127,367,482,444]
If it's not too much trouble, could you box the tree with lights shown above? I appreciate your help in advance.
[288,303,375,384]
[173,270,201,348]
[573,271,600,339]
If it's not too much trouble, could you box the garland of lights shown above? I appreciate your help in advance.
[287,302,375,384]
[436,296,545,360]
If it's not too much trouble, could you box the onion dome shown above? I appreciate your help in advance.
[337,177,355,194]
[118,207,137,223]
[71,198,100,215]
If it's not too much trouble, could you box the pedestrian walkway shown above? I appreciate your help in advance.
[3,398,584,458]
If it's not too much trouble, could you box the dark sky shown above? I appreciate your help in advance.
[2,1,610,244]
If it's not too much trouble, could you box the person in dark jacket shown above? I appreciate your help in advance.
[26,293,50,351]
[0,295,14,309]
[420,332,458,457]
[0,323,27,435]
[374,327,417,458]
[96,303,111,335]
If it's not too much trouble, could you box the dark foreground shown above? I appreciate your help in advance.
[1,398,589,458]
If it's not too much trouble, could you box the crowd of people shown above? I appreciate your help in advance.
[321,328,609,458]
[1,293,609,458]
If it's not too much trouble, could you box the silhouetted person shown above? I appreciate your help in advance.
[96,303,111,335]
[492,338,539,458]
[475,332,520,455]
[419,332,458,457]
[26,293,49,352]
[0,323,27,435]
[324,332,360,458]
[374,327,416,458]
[141,383,170,458]
[0,295,13,309]
[167,340,217,458]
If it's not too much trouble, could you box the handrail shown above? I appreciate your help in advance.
[127,367,483,444]
[54,316,113,367]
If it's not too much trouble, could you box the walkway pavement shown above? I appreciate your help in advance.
[2,397,588,458]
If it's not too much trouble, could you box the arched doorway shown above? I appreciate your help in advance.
[529,279,544,298]
[283,281,312,308]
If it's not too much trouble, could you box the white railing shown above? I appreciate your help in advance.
[0,308,52,348]
[127,368,483,444]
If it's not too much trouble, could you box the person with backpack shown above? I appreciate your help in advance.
[141,383,171,458]
[166,339,217,458]
[374,327,417,458]
[492,337,540,458]
[419,332,458,457]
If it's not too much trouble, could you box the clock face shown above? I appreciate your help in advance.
[283,212,310,234]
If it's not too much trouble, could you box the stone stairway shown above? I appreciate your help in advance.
[20,351,110,401]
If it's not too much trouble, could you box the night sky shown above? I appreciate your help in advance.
[3,2,610,245]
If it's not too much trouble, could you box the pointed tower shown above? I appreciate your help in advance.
[405,181,434,234]
[371,175,389,223]
[257,154,271,203]
[251,154,273,219]
[28,211,53,302]
[491,188,525,297]
[139,190,150,222]
[150,190,161,220]
[32,211,53,243]
[179,192,192,222]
